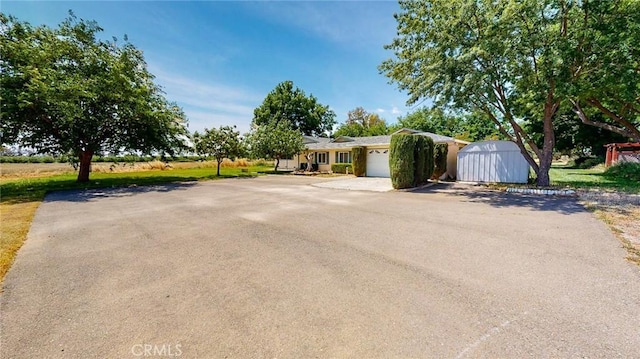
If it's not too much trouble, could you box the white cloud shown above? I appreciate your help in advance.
[151,68,262,134]
[391,106,401,115]
[376,108,386,113]
[245,2,398,49]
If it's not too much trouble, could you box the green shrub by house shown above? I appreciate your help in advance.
[604,162,640,181]
[389,134,416,189]
[422,136,435,183]
[331,163,353,174]
[413,135,427,186]
[433,143,448,179]
[352,146,366,177]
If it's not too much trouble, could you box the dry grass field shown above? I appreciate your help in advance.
[0,158,259,178]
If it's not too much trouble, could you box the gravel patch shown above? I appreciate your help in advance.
[577,189,640,207]
[576,189,640,264]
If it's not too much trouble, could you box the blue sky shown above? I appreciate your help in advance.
[3,1,420,134]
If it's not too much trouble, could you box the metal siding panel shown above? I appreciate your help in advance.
[456,141,532,183]
[459,153,469,181]
[456,152,467,181]
[498,152,505,182]
[502,153,510,182]
[480,153,486,181]
[460,153,469,181]
[458,152,470,181]
[468,153,476,181]
[490,152,498,182]
[508,152,517,182]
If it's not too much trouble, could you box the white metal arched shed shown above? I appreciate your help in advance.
[457,141,530,183]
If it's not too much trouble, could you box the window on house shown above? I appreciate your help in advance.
[316,152,329,164]
[337,151,351,163]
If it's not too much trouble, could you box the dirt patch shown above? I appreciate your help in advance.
[0,201,40,283]
[578,190,640,265]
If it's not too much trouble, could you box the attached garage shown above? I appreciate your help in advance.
[457,141,530,183]
[366,148,390,177]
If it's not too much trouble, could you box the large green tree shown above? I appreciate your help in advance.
[333,107,389,137]
[193,126,243,176]
[568,1,640,141]
[393,108,459,135]
[252,81,336,136]
[246,120,305,171]
[391,108,500,142]
[380,0,638,186]
[0,13,188,182]
[525,110,627,158]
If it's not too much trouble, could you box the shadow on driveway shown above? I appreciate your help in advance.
[410,182,585,215]
[45,182,197,203]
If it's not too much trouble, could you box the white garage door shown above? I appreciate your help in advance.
[366,148,390,177]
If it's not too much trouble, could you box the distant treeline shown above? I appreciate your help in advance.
[0,155,203,164]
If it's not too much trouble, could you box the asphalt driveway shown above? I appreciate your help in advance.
[312,176,393,192]
[2,176,639,358]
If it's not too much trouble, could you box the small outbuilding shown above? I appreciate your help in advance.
[604,142,640,167]
[457,141,530,183]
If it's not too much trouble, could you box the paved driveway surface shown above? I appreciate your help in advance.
[2,176,639,358]
[312,176,393,192]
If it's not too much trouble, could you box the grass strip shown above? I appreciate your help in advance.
[549,165,640,193]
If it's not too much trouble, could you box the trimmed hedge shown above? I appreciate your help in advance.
[331,163,353,174]
[389,134,435,189]
[352,146,366,177]
[433,143,448,179]
[422,136,435,183]
[389,134,416,189]
[413,136,427,186]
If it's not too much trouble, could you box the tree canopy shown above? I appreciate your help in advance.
[252,81,336,137]
[568,1,640,141]
[333,107,389,137]
[380,0,639,186]
[246,120,304,171]
[525,110,627,158]
[391,108,501,142]
[0,12,188,182]
[193,126,243,176]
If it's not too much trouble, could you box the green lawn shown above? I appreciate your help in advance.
[550,164,639,193]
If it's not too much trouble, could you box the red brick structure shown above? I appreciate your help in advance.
[604,143,640,167]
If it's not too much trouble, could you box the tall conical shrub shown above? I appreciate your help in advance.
[389,134,416,189]
[352,146,366,177]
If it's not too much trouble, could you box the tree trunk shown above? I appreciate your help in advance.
[537,99,558,187]
[274,157,280,171]
[77,150,94,182]
[217,159,222,176]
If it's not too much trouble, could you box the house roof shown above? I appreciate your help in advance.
[302,135,331,144]
[393,128,470,144]
[302,129,468,151]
